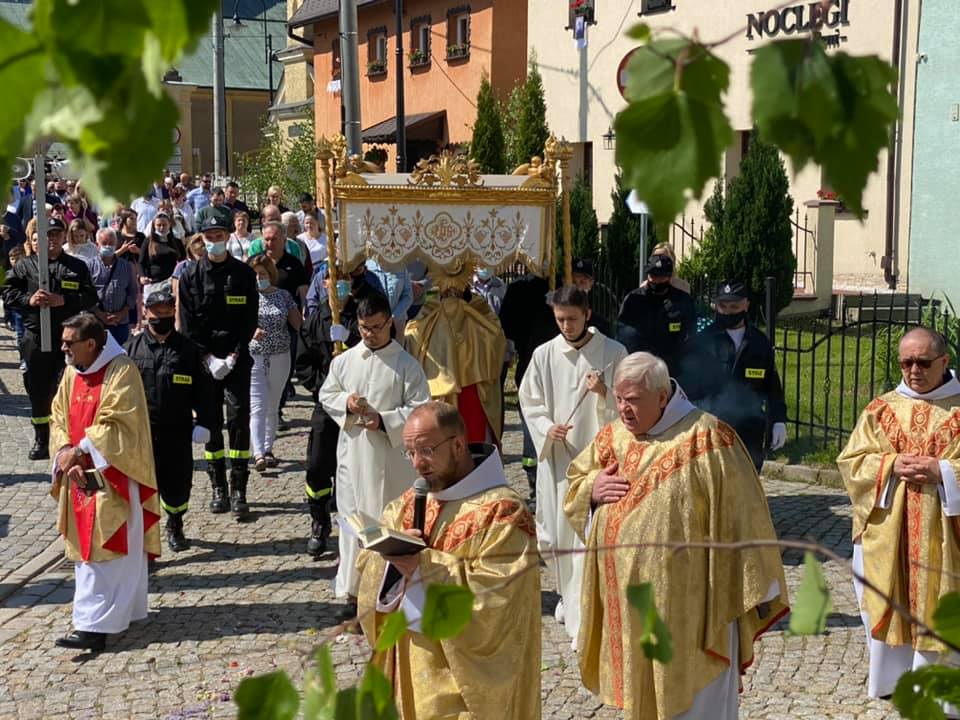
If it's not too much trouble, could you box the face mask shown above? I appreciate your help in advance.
[205,240,226,256]
[257,278,271,291]
[148,316,175,335]
[716,310,747,329]
[650,282,670,296]
[98,246,115,259]
[336,279,351,301]
[476,268,492,281]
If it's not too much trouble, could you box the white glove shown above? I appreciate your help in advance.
[770,422,787,451]
[330,324,349,342]
[205,356,230,380]
[224,354,237,374]
[192,426,211,445]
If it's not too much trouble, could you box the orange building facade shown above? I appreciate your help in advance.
[290,0,528,168]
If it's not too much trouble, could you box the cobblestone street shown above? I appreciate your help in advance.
[0,325,899,719]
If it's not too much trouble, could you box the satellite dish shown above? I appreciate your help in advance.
[11,157,31,180]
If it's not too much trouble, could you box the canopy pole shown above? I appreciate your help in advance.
[317,136,344,353]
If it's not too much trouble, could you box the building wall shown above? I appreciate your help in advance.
[311,0,526,167]
[908,0,960,302]
[179,88,271,176]
[528,0,918,293]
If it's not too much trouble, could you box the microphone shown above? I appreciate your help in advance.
[413,477,429,534]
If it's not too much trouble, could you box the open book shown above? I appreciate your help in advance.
[339,511,426,555]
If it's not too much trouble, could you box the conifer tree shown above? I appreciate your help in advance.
[510,53,550,168]
[470,73,506,174]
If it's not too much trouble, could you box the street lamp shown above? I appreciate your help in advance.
[602,126,615,151]
[232,0,275,104]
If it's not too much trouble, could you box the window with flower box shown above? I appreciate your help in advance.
[446,5,470,60]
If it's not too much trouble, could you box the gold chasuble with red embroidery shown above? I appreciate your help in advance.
[49,354,161,562]
[838,389,960,652]
[357,448,540,720]
[565,414,788,720]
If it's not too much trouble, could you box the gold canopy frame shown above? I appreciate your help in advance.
[316,135,576,300]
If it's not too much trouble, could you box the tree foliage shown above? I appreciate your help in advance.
[234,112,318,216]
[0,0,219,206]
[602,174,648,295]
[679,135,796,315]
[506,52,551,170]
[561,173,600,266]
[470,73,506,174]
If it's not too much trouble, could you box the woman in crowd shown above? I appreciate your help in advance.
[248,254,302,471]
[639,242,691,294]
[64,218,99,266]
[282,211,311,270]
[116,209,144,262]
[227,210,255,261]
[139,211,185,286]
[170,186,194,240]
[297,214,327,273]
[64,193,97,232]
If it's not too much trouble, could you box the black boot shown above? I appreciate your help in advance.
[165,512,189,552]
[207,462,229,514]
[306,496,331,557]
[229,468,250,520]
[29,423,49,461]
[55,630,106,652]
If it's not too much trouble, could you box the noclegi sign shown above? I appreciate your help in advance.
[746,0,851,40]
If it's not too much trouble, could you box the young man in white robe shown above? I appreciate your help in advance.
[319,292,430,618]
[518,285,626,640]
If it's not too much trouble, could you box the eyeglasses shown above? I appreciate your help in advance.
[61,337,89,347]
[358,318,391,335]
[899,354,945,370]
[401,436,456,461]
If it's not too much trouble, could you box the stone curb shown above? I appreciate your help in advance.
[762,460,844,490]
[0,536,64,604]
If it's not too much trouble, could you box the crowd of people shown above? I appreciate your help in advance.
[2,170,955,719]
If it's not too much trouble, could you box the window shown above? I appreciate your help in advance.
[410,15,431,66]
[639,0,674,15]
[447,6,470,59]
[366,26,387,76]
[567,0,596,28]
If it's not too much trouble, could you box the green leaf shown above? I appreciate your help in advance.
[626,583,673,663]
[38,0,150,60]
[0,19,46,193]
[334,688,358,720]
[303,645,338,720]
[893,665,960,719]
[751,40,898,218]
[615,40,733,224]
[358,665,399,719]
[234,670,300,720]
[626,23,651,42]
[376,611,408,652]
[932,592,960,649]
[787,551,832,635]
[144,0,220,62]
[421,584,475,640]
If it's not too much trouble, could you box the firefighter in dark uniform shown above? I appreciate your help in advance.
[294,265,374,556]
[680,280,788,471]
[177,215,259,519]
[617,254,697,376]
[2,217,97,459]
[571,257,612,338]
[125,286,215,551]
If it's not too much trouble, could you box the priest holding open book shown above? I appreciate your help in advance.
[357,401,541,719]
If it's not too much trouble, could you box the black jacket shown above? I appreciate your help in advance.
[177,254,259,358]
[125,329,215,430]
[617,285,697,374]
[295,301,337,402]
[2,252,97,336]
[500,274,558,384]
[680,322,787,450]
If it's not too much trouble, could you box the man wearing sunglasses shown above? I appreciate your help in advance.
[318,292,430,619]
[838,326,960,703]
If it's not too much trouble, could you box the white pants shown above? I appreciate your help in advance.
[250,352,291,458]
[73,478,149,633]
[852,543,959,714]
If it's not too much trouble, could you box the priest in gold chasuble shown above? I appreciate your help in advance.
[838,327,960,700]
[565,352,788,720]
[357,402,540,720]
[48,314,160,652]
[405,289,507,445]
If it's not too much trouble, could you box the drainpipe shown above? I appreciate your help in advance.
[883,0,906,289]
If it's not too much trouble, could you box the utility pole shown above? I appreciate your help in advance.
[340,0,362,155]
[213,9,228,178]
[394,0,406,171]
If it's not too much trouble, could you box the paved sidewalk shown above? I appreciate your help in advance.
[0,324,899,719]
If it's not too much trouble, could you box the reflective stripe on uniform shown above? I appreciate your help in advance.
[305,483,332,499]
[521,457,537,468]
[227,449,251,459]
[161,499,189,514]
[205,449,225,460]
[31,416,50,425]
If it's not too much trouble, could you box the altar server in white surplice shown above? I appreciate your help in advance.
[319,293,430,611]
[519,285,626,640]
